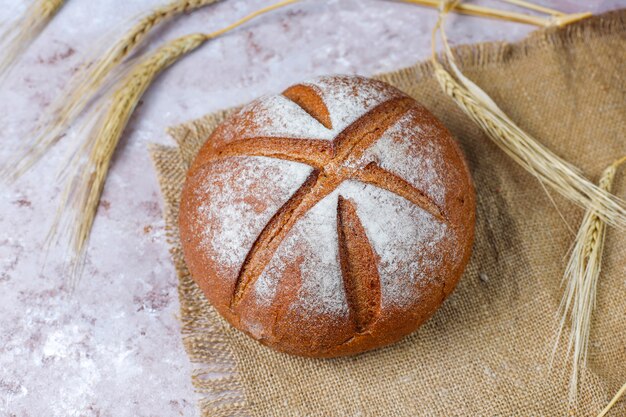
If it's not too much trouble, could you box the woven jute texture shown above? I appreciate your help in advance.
[150,10,626,417]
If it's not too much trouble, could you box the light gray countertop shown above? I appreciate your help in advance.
[0,1,621,416]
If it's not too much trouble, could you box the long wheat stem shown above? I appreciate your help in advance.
[555,156,626,404]
[397,0,590,27]
[0,0,65,79]
[428,1,626,411]
[598,380,626,417]
[427,1,626,228]
[498,0,565,16]
[2,0,222,181]
[54,0,300,289]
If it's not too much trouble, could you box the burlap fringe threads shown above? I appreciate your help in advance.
[149,139,249,417]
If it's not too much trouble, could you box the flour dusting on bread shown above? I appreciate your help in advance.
[254,179,448,314]
[234,94,335,141]
[196,156,311,268]
[306,75,402,135]
[179,75,476,357]
[338,181,448,308]
[222,75,401,143]
[364,108,448,207]
[198,76,453,309]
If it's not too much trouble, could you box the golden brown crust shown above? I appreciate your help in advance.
[337,195,382,333]
[282,83,333,130]
[179,75,476,357]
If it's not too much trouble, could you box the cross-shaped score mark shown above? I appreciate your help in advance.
[203,85,447,331]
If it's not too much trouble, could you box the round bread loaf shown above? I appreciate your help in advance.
[179,75,475,357]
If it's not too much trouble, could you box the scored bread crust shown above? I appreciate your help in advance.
[179,75,476,357]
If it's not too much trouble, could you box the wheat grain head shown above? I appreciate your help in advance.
[1,0,222,182]
[554,156,625,404]
[54,33,208,290]
[52,0,300,289]
[429,2,625,228]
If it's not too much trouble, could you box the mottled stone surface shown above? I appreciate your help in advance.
[0,1,621,416]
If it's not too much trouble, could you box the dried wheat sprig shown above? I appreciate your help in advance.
[428,1,626,228]
[0,0,65,79]
[53,0,300,289]
[554,156,626,405]
[397,0,590,27]
[54,33,207,289]
[427,1,626,410]
[1,0,222,182]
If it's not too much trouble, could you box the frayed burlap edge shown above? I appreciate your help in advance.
[149,10,625,417]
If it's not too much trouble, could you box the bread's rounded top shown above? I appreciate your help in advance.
[180,75,475,357]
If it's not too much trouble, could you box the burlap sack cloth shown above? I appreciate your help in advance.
[150,11,626,416]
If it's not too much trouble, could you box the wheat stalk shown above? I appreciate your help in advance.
[498,0,564,16]
[53,33,207,288]
[397,0,591,27]
[0,0,65,79]
[1,0,222,182]
[427,1,626,229]
[428,1,626,411]
[553,156,626,405]
[598,380,626,417]
[427,1,626,411]
[52,0,300,289]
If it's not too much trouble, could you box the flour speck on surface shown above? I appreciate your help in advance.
[196,156,311,269]
[364,108,448,207]
[194,75,461,319]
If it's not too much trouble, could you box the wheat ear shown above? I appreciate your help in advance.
[554,156,626,405]
[428,1,626,228]
[1,0,222,182]
[0,0,65,79]
[52,0,300,289]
